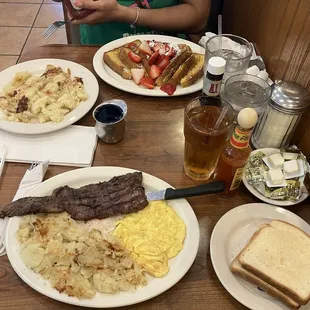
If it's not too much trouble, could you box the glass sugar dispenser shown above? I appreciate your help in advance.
[251,80,310,149]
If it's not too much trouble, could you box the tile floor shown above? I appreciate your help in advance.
[0,0,68,72]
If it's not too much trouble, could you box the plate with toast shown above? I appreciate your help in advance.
[93,35,205,97]
[210,203,310,310]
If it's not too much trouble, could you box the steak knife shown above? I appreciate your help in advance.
[146,181,225,201]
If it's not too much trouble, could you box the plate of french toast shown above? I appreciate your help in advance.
[211,203,310,310]
[93,35,205,97]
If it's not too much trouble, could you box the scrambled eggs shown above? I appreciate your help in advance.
[113,201,186,278]
[0,65,88,123]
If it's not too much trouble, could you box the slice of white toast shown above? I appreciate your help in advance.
[239,220,310,305]
[231,257,300,309]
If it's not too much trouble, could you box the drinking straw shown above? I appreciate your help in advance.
[218,15,222,35]
[218,15,223,51]
[214,106,228,130]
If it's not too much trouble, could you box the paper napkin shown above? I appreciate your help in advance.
[0,160,49,256]
[0,125,97,167]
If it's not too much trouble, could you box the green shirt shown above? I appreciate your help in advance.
[80,0,179,45]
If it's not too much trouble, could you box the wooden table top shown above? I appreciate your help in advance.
[0,45,309,310]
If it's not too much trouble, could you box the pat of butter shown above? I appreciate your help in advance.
[267,169,284,185]
[283,160,299,174]
[267,153,284,169]
[282,152,298,161]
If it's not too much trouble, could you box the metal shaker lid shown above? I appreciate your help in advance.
[270,80,310,114]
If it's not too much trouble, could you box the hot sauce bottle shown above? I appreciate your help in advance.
[216,108,258,197]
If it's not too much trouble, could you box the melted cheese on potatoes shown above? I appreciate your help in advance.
[0,65,88,124]
[113,201,186,278]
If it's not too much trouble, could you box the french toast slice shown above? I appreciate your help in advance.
[156,45,192,87]
[103,40,141,80]
[119,47,140,70]
[180,53,204,88]
[167,54,196,86]
[140,53,151,76]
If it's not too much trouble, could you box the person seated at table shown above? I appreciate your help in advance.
[71,0,211,45]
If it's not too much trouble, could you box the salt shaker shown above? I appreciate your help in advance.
[251,80,310,149]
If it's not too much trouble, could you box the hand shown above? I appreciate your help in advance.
[71,0,122,25]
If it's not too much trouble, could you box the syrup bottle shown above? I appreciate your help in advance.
[216,108,258,197]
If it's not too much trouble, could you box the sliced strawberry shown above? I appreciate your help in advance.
[157,55,170,70]
[149,65,162,79]
[154,54,165,65]
[148,50,159,66]
[160,84,177,96]
[127,42,137,50]
[139,40,152,56]
[131,68,145,85]
[128,51,141,63]
[153,42,166,55]
[140,77,155,89]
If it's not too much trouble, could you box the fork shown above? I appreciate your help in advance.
[42,19,73,39]
[28,161,40,171]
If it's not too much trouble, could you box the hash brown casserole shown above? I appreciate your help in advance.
[0,65,88,123]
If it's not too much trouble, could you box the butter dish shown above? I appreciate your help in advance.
[283,159,305,179]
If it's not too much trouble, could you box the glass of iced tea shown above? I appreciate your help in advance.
[184,96,235,181]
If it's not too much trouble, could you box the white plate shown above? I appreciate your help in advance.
[210,203,310,310]
[0,59,99,135]
[5,166,200,308]
[242,148,309,206]
[93,35,205,97]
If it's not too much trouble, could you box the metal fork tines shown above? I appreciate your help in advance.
[42,19,72,39]
[28,161,40,171]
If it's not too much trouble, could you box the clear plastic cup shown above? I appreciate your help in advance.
[220,74,272,115]
[205,34,253,81]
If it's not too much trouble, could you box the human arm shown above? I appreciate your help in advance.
[72,0,210,34]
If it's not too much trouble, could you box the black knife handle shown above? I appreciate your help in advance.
[164,181,225,200]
